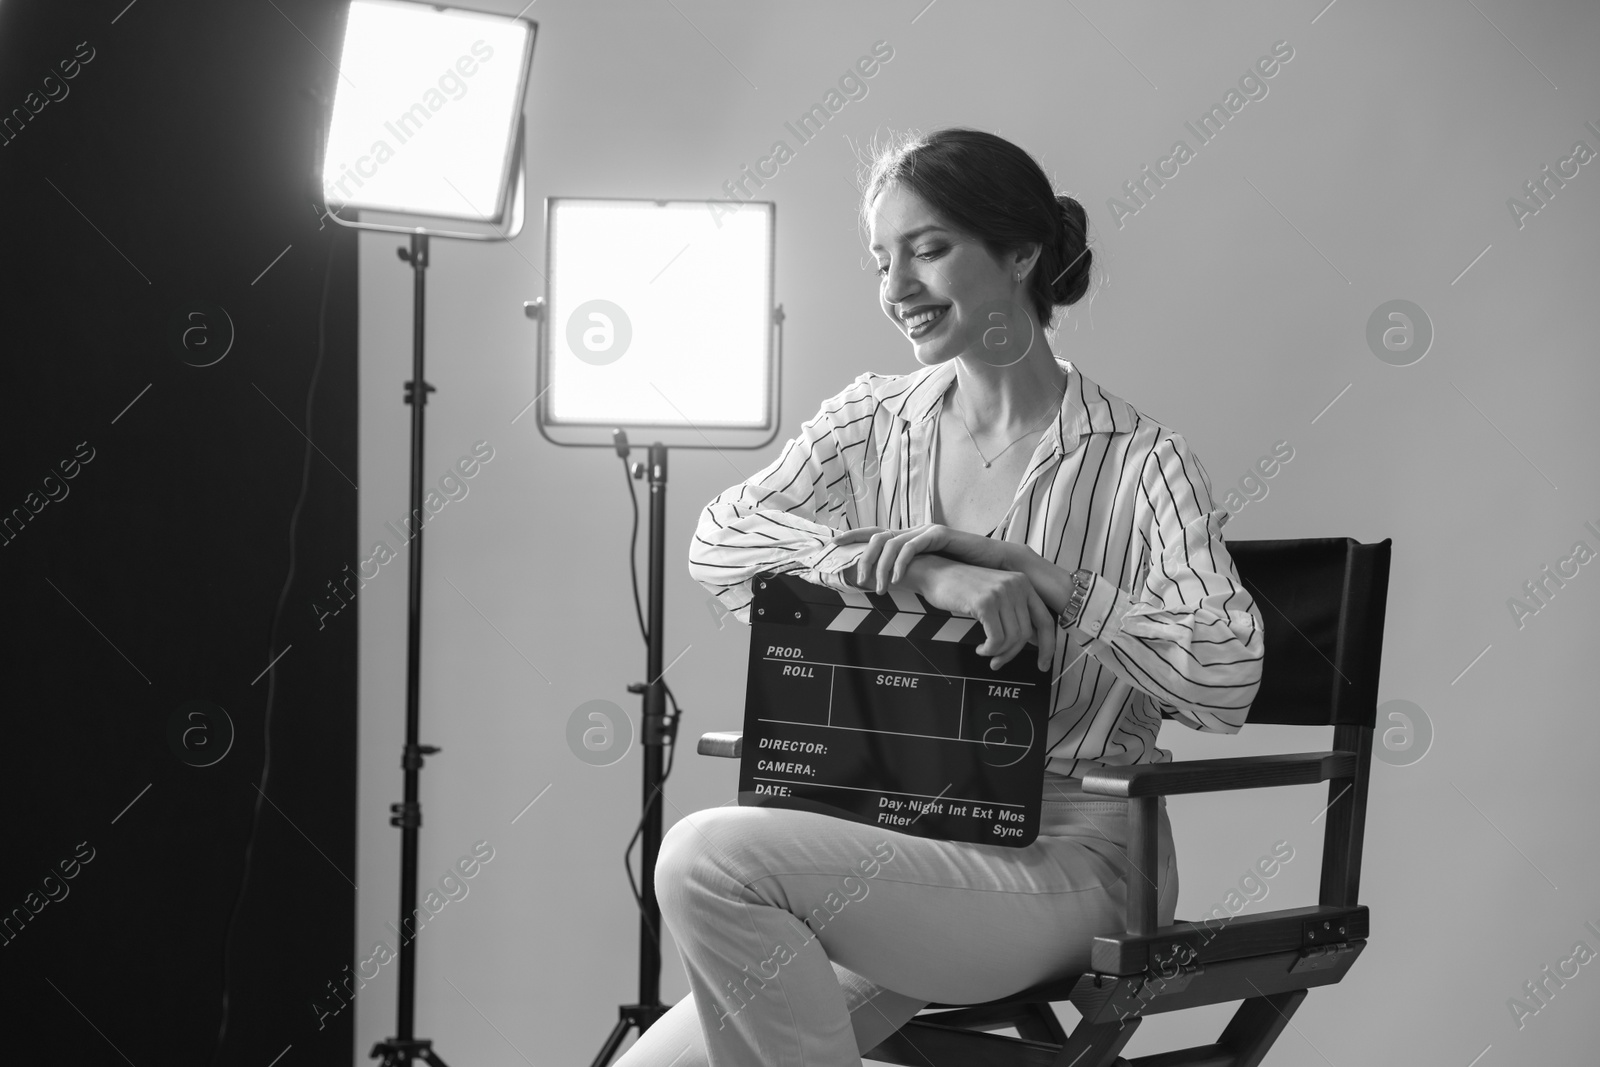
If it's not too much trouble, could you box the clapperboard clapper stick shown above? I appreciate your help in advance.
[738,571,1051,847]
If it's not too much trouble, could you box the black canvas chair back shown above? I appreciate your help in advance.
[1234,537,1389,730]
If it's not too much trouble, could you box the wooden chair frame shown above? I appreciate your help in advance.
[695,536,1391,1067]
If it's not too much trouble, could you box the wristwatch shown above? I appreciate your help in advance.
[1056,568,1095,629]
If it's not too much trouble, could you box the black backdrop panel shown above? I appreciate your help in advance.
[0,1,359,1063]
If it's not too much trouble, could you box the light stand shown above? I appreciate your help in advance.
[590,434,674,1066]
[522,294,681,1062]
[361,171,533,1066]
[312,3,536,1059]
[370,230,445,1067]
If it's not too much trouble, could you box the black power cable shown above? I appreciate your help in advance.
[211,234,338,1065]
[622,455,649,645]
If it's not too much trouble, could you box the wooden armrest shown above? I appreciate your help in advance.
[1079,751,1357,798]
[1090,904,1368,975]
[696,730,743,758]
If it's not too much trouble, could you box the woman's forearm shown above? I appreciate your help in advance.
[843,545,1068,616]
[1001,543,1075,617]
[863,552,956,596]
[838,553,956,596]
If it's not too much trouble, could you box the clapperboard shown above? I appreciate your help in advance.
[738,570,1051,847]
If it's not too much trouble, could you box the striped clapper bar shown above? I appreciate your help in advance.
[737,570,1050,847]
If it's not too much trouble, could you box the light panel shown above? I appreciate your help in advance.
[322,0,532,221]
[542,198,775,434]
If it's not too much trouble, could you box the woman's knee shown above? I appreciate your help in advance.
[654,807,747,910]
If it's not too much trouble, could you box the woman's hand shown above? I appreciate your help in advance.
[909,557,1057,672]
[831,523,1014,594]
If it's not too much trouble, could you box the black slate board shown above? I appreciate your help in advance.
[738,570,1051,847]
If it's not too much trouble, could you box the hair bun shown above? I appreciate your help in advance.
[1049,194,1092,306]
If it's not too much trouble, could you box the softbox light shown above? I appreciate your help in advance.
[535,197,780,450]
[320,0,535,238]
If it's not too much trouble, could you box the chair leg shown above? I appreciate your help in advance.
[1217,989,1307,1067]
[1053,1015,1141,1067]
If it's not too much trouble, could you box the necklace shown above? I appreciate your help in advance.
[950,389,1061,469]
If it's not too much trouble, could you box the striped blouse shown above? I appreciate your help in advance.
[688,357,1264,781]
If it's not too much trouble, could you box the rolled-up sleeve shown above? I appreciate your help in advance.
[1065,433,1264,733]
[688,375,880,624]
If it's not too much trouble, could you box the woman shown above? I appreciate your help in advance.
[619,127,1264,1066]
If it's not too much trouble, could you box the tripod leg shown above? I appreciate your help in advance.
[590,1017,637,1067]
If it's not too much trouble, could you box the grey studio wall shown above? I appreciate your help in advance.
[349,2,1600,1065]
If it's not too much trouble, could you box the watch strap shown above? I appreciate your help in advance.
[1056,568,1094,629]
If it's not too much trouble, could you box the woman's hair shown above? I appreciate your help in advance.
[859,127,1093,329]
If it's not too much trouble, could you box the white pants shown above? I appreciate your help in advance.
[614,780,1178,1067]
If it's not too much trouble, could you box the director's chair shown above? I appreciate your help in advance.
[697,536,1391,1067]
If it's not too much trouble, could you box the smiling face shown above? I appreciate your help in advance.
[868,182,1039,367]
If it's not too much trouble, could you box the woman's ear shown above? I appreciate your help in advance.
[1011,242,1042,282]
